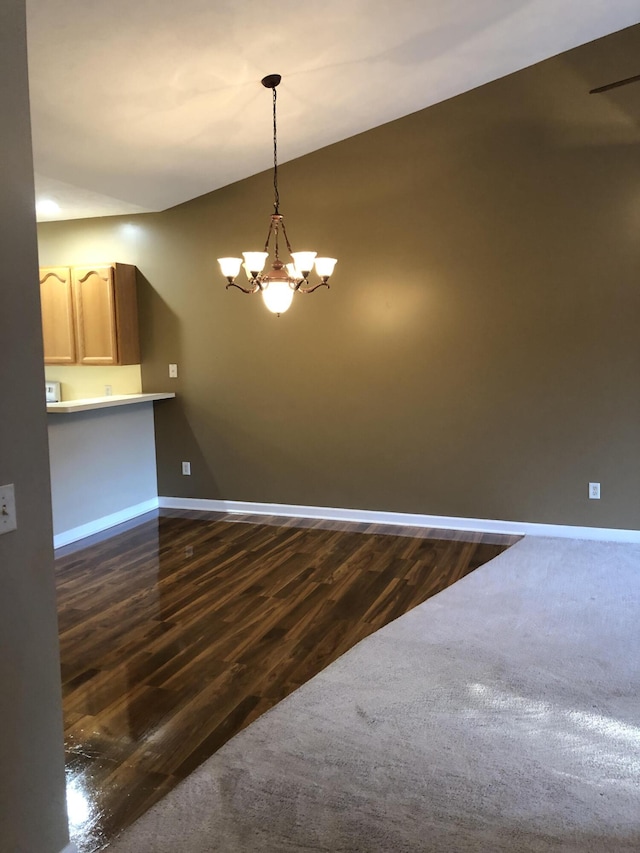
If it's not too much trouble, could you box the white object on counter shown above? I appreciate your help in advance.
[45,381,61,402]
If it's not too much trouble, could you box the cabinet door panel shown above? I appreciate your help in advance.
[72,266,118,365]
[40,267,76,364]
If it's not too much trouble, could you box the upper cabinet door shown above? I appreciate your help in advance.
[40,263,140,366]
[72,265,119,365]
[40,267,76,364]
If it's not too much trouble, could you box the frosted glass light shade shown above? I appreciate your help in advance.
[242,252,268,275]
[218,257,242,278]
[262,280,294,314]
[315,257,337,278]
[290,251,317,275]
[286,263,302,282]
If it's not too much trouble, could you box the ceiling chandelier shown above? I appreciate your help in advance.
[218,74,337,316]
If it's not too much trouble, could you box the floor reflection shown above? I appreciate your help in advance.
[66,763,110,852]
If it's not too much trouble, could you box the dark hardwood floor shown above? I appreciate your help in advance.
[55,510,520,852]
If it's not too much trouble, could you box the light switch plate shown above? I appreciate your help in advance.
[0,484,17,534]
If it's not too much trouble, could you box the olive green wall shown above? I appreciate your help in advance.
[38,24,640,531]
[0,1,69,851]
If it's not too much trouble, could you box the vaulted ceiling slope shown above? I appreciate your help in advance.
[27,0,640,221]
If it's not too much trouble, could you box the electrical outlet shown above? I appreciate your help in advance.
[182,461,191,476]
[169,363,178,378]
[0,484,17,534]
[104,385,112,396]
[589,482,601,500]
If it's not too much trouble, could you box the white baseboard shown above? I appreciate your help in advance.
[53,498,159,549]
[158,497,640,543]
[53,495,640,549]
[60,842,78,853]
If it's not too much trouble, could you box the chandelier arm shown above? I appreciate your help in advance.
[226,281,262,294]
[297,281,330,294]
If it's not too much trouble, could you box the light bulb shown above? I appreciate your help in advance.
[36,199,61,216]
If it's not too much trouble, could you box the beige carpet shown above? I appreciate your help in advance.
[108,537,640,852]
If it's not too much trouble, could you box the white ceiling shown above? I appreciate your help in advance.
[26,0,640,222]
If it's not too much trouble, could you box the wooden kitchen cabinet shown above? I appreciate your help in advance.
[40,266,76,364]
[40,263,140,365]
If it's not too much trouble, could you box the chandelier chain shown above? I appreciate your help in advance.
[272,86,279,215]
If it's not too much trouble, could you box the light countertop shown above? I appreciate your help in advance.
[47,392,175,414]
